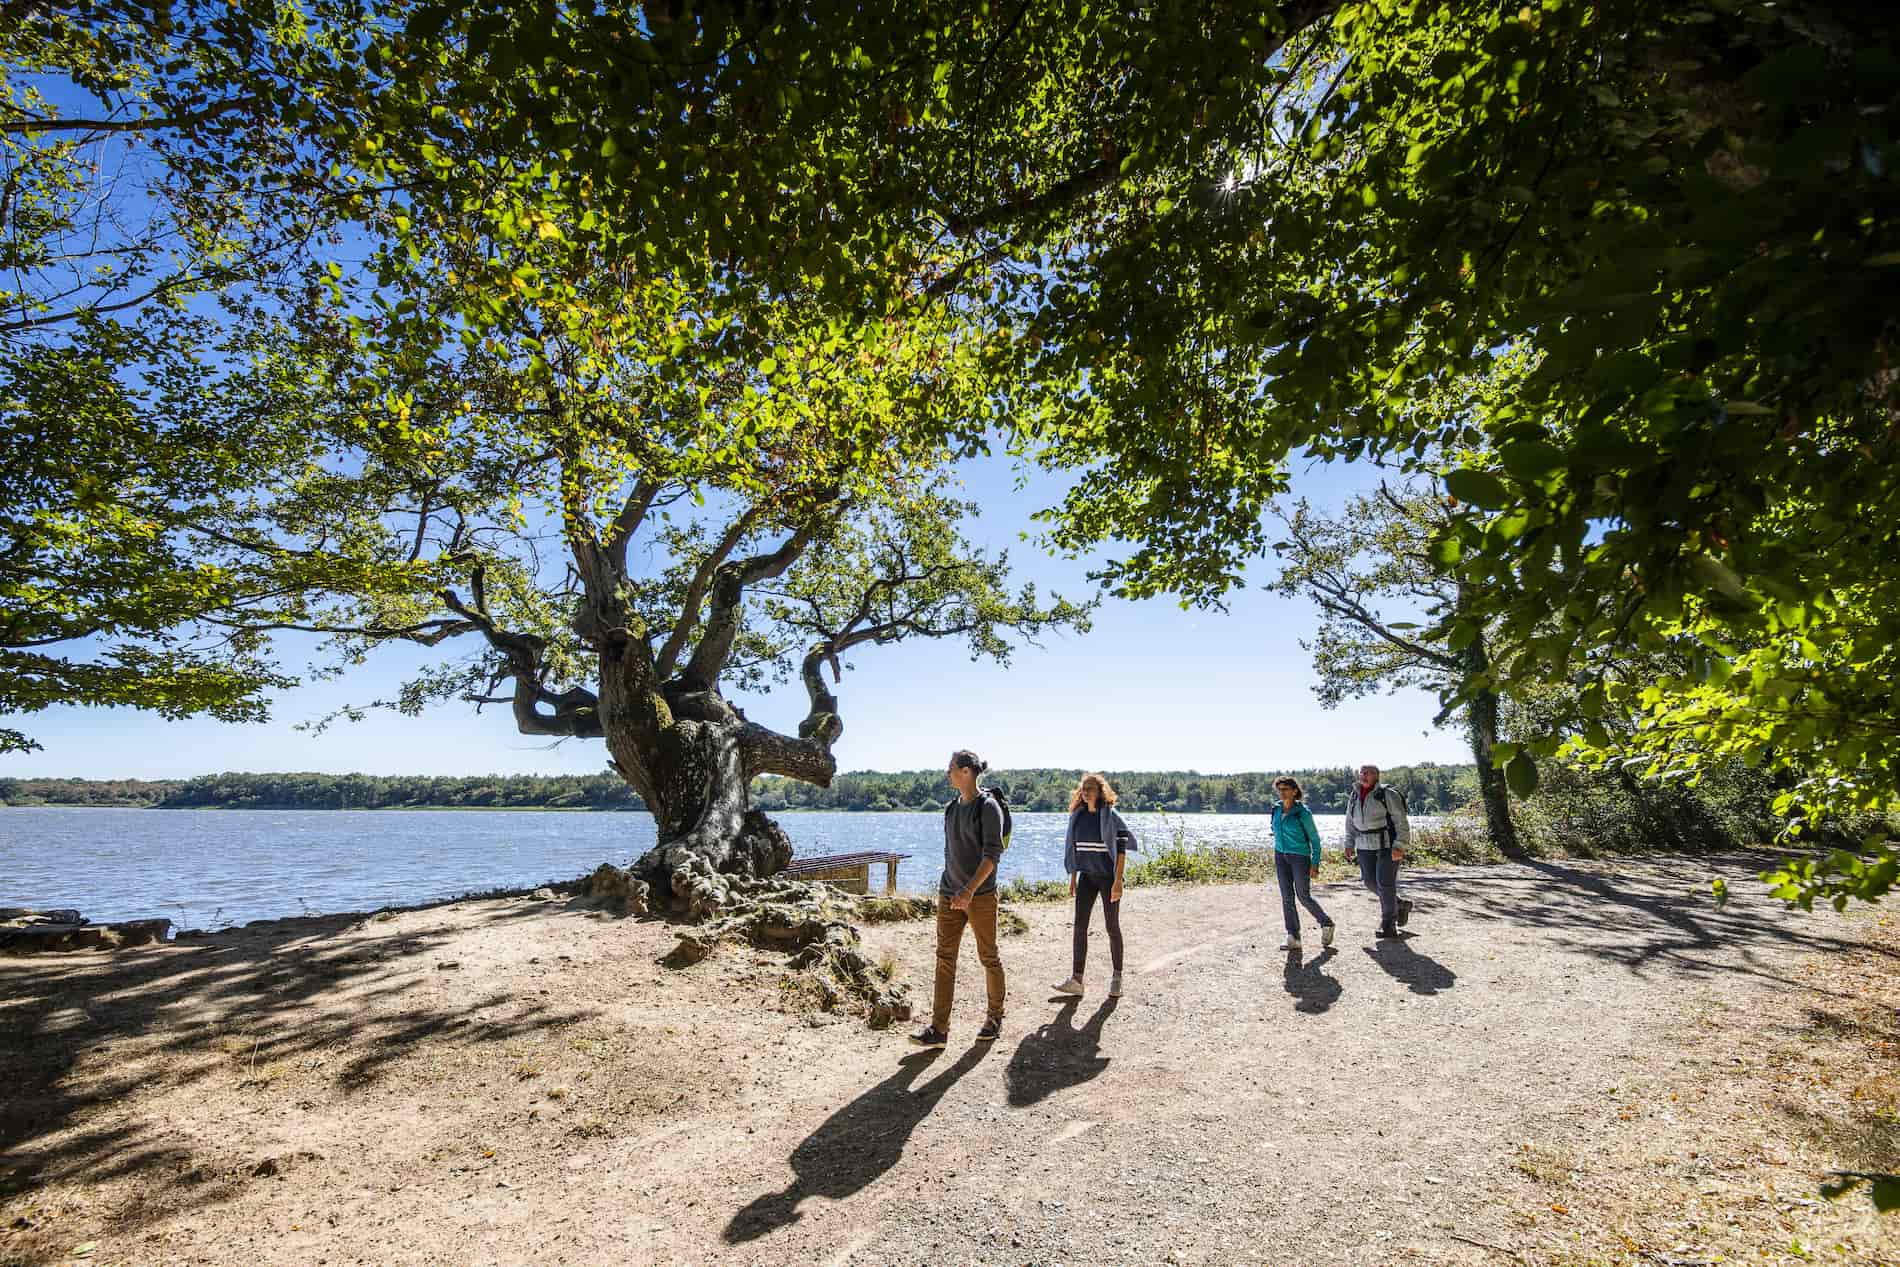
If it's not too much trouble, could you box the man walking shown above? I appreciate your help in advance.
[1344,763,1413,939]
[910,749,1008,1049]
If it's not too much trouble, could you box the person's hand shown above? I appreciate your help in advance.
[1110,879,1123,903]
[950,888,973,910]
[1391,847,1405,863]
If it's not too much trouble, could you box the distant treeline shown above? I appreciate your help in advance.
[755,764,1474,814]
[2,764,1476,815]
[0,773,646,810]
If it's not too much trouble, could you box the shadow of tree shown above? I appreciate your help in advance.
[1363,936,1456,995]
[1393,853,1889,997]
[1283,947,1342,1013]
[723,1044,991,1244]
[1004,995,1118,1109]
[0,909,598,1244]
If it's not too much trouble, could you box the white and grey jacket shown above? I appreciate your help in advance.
[1345,783,1411,851]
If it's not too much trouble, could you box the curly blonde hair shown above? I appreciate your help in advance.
[1068,772,1119,813]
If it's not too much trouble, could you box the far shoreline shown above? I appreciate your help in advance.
[1,803,1299,815]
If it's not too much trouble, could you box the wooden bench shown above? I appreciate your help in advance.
[779,850,911,896]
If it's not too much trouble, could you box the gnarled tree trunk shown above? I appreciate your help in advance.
[445,490,934,1025]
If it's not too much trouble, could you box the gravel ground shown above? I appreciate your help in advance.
[1,851,1894,1266]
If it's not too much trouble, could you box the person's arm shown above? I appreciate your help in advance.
[1111,846,1127,901]
[1390,789,1411,858]
[954,855,997,908]
[1304,807,1323,870]
[953,798,1006,908]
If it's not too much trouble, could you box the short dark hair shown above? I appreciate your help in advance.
[949,749,988,774]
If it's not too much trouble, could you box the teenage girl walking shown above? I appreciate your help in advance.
[1052,772,1138,999]
[1271,776,1334,951]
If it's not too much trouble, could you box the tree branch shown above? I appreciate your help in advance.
[0,97,258,135]
[680,511,833,688]
[944,159,1115,236]
[605,476,664,572]
[654,502,769,680]
[440,588,602,737]
[1306,581,1461,669]
[199,615,480,646]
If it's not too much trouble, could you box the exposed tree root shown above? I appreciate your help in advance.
[581,863,650,914]
[661,878,916,1028]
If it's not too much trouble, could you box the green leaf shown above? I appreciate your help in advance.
[1444,468,1513,509]
[1506,753,1539,797]
[1687,554,1748,603]
[1499,439,1565,481]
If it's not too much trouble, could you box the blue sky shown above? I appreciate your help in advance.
[7,449,1470,780]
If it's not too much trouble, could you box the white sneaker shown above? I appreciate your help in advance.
[1108,972,1123,998]
[1321,925,1336,948]
[1051,976,1084,996]
[1279,936,1301,951]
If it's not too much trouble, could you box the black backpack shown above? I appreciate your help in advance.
[945,786,1013,849]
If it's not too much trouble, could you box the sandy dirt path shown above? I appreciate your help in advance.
[2,852,1894,1266]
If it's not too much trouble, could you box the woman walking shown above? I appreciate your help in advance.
[1271,776,1334,951]
[1052,773,1138,999]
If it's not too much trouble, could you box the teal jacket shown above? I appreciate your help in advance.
[1270,802,1324,868]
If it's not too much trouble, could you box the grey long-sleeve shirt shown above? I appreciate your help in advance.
[940,793,1006,896]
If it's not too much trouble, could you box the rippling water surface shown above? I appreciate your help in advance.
[0,807,1435,929]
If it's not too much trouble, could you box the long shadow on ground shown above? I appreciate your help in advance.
[724,1043,992,1243]
[1284,947,1342,1013]
[1005,995,1118,1108]
[0,909,597,1247]
[1362,936,1456,995]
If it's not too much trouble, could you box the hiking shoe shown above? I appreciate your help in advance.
[908,1025,948,1049]
[1108,972,1123,998]
[1279,935,1302,951]
[1376,924,1400,939]
[1321,924,1336,948]
[1396,898,1414,927]
[974,1017,1002,1043]
[1051,976,1084,997]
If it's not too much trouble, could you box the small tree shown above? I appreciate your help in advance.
[1271,481,1526,857]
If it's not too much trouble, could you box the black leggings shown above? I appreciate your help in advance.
[1073,873,1124,976]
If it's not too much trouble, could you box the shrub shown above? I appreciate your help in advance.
[1123,824,1275,887]
[998,876,1069,903]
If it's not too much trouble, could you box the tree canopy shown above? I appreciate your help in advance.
[6,0,1897,906]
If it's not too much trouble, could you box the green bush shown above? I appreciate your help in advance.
[998,876,1069,903]
[1408,811,1507,866]
[1123,824,1276,887]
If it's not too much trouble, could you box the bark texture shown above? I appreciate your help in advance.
[1463,638,1525,860]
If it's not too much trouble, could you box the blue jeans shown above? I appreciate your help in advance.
[1357,846,1399,927]
[1273,852,1332,938]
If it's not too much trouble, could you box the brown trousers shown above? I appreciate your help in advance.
[931,889,1005,1031]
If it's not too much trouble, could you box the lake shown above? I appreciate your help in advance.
[0,807,1434,930]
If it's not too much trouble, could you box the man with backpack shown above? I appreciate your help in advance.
[910,749,1010,1049]
[1344,763,1413,939]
